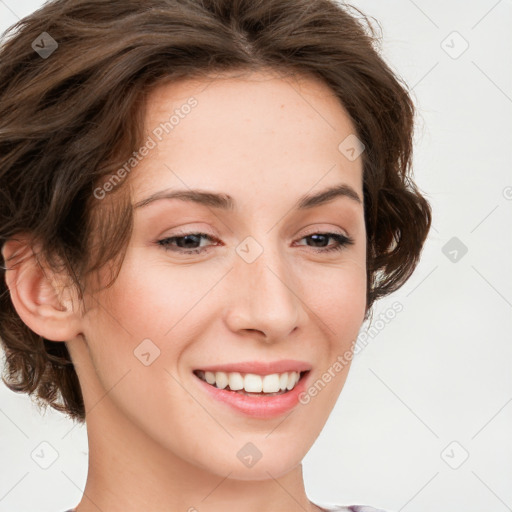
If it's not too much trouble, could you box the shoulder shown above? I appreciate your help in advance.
[347,507,393,512]
[314,503,394,512]
[348,507,393,512]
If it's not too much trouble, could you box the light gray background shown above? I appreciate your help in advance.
[0,1,511,511]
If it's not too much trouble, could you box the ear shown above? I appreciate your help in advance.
[1,234,83,342]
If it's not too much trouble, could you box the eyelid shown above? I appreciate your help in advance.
[161,224,350,244]
[298,225,349,238]
[156,226,355,256]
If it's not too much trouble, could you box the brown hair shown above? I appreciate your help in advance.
[0,0,432,423]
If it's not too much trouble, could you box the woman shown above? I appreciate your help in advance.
[0,1,431,511]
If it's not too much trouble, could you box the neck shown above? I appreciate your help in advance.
[72,397,322,512]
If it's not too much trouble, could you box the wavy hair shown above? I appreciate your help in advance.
[0,0,432,422]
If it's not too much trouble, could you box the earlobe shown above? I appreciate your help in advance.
[1,236,83,342]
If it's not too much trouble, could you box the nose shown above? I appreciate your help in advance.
[223,243,307,343]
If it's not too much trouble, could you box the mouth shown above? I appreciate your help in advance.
[193,369,310,397]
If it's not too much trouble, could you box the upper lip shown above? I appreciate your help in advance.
[194,359,312,375]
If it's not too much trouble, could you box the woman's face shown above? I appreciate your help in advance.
[78,69,367,480]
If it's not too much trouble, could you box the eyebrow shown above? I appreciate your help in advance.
[133,183,362,210]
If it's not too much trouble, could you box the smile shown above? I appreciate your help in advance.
[193,369,307,396]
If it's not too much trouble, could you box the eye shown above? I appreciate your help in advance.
[156,232,219,254]
[295,232,355,253]
[156,231,354,255]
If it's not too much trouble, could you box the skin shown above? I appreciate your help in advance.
[3,69,367,512]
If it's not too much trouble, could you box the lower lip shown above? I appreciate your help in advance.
[193,371,311,418]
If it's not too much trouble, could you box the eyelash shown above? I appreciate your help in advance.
[156,231,355,255]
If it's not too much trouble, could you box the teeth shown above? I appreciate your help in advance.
[244,373,263,392]
[262,373,280,393]
[287,372,296,390]
[279,372,288,391]
[215,371,228,390]
[196,370,303,393]
[228,372,244,391]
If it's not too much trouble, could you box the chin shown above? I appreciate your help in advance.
[200,446,305,481]
[223,462,300,481]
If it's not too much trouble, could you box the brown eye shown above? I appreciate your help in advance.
[296,232,354,253]
[156,231,354,256]
[157,232,218,254]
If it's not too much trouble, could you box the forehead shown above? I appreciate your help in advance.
[131,69,363,211]
[145,68,354,138]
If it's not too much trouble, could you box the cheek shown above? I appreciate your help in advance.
[82,248,224,391]
[92,254,189,338]
[298,256,367,337]
[295,261,366,418]
[81,257,176,382]
[80,259,195,430]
